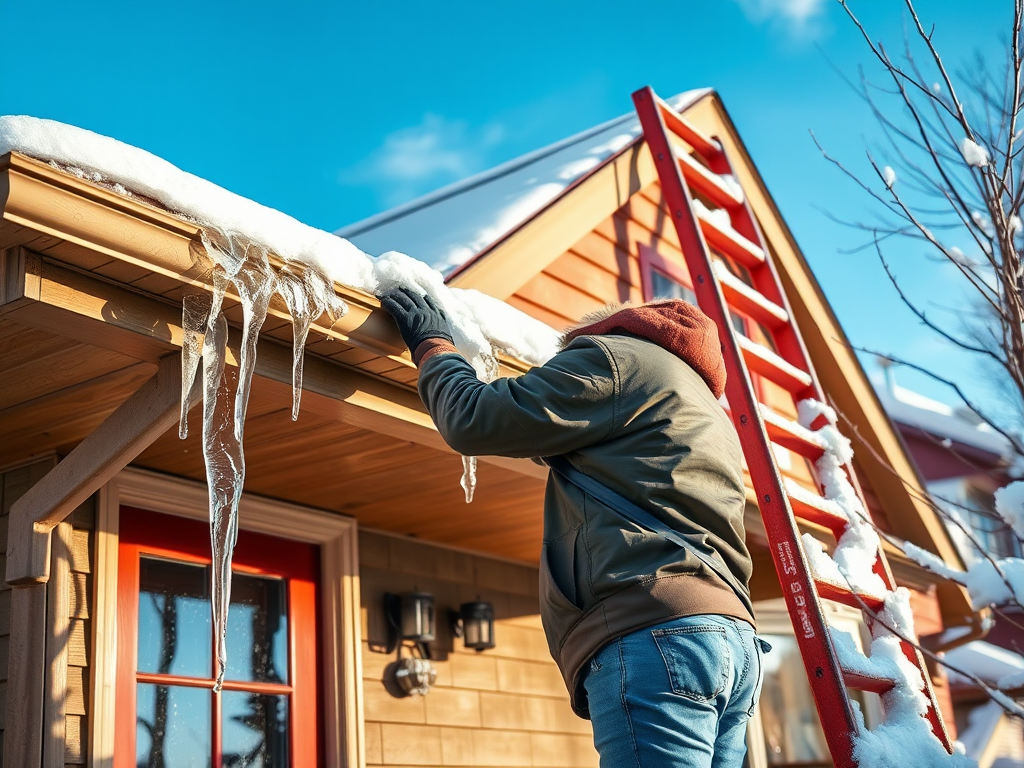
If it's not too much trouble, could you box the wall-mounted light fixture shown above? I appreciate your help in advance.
[384,591,436,653]
[384,592,438,696]
[453,600,496,653]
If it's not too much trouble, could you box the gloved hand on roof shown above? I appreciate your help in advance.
[379,287,455,359]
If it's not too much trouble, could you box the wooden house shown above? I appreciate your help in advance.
[0,89,978,768]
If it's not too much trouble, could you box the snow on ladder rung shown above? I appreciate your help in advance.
[737,335,813,394]
[656,98,722,159]
[758,405,827,461]
[713,262,789,328]
[784,479,848,535]
[842,669,897,695]
[814,578,886,613]
[674,148,744,209]
[830,627,899,695]
[697,214,766,268]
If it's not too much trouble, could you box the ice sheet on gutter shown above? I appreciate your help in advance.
[336,89,712,276]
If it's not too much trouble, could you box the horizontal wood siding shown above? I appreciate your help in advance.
[359,530,597,768]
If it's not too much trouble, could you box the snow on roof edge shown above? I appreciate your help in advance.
[0,114,562,372]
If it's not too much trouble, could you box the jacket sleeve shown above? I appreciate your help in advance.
[416,339,618,459]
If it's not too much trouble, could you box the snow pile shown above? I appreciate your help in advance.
[844,592,975,768]
[882,166,897,189]
[903,541,1024,609]
[900,480,1024,610]
[795,399,972,765]
[959,138,990,168]
[994,481,1024,540]
[797,399,888,597]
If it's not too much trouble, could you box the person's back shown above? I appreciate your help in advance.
[381,289,769,768]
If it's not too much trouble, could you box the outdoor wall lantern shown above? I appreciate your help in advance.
[384,592,438,696]
[384,591,436,652]
[453,600,496,652]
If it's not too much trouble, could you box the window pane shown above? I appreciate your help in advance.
[136,683,211,768]
[222,691,289,767]
[650,269,748,337]
[226,574,289,683]
[759,634,830,764]
[650,269,696,303]
[138,558,212,678]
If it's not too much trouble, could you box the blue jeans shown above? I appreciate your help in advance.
[583,614,767,768]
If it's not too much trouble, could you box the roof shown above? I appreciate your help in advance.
[335,89,712,275]
[875,381,1014,459]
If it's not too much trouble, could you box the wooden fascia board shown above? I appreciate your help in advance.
[0,252,546,483]
[0,151,531,377]
[446,138,660,298]
[683,98,973,620]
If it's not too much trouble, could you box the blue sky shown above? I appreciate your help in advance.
[0,0,1013,417]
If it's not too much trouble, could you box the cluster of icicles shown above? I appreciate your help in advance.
[179,230,486,688]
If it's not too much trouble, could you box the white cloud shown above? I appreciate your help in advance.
[340,114,504,206]
[734,0,826,35]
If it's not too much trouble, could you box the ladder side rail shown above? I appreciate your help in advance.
[633,86,861,768]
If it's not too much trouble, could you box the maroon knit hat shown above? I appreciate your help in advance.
[563,299,727,398]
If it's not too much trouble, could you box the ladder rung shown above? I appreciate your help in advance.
[842,669,897,695]
[759,406,827,461]
[785,481,848,534]
[675,149,744,209]
[656,98,722,159]
[697,215,766,268]
[815,579,886,613]
[714,263,789,328]
[737,335,814,394]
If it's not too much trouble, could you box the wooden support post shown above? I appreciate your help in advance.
[4,583,47,768]
[43,522,73,768]
[6,352,197,585]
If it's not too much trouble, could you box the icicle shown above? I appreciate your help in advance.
[230,250,276,438]
[458,354,498,503]
[276,264,347,420]
[460,456,478,503]
[179,293,210,438]
[200,308,243,691]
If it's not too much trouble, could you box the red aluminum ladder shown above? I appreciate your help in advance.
[632,85,953,766]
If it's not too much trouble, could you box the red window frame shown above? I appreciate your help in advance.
[115,506,322,768]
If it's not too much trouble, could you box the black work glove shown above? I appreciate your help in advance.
[379,287,455,354]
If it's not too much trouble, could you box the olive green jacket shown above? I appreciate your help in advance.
[417,333,753,718]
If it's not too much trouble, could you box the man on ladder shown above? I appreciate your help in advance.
[381,287,768,767]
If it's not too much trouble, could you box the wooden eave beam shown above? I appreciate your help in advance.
[6,353,196,585]
[0,247,546,483]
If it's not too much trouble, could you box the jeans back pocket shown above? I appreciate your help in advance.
[651,625,731,702]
